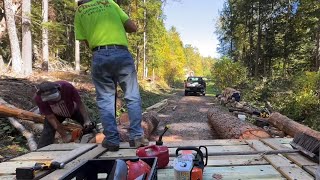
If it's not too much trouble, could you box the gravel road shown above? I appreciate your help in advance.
[150,91,219,142]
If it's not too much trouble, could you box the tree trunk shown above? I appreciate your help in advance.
[75,40,80,73]
[207,107,270,139]
[316,23,320,71]
[22,0,32,76]
[0,8,6,40]
[254,0,261,77]
[4,0,22,74]
[42,0,49,71]
[0,55,4,72]
[268,112,320,140]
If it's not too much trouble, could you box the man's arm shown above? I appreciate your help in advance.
[124,19,137,33]
[78,99,91,127]
[46,114,71,143]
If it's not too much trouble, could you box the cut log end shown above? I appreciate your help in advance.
[239,130,271,139]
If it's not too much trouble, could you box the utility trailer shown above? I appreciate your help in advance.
[0,138,317,180]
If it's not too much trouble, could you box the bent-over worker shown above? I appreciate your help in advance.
[34,81,92,148]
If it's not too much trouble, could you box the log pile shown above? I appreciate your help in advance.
[207,107,270,139]
[215,88,286,138]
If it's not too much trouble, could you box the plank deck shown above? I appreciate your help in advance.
[0,138,316,180]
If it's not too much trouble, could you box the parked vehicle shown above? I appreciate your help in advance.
[184,77,206,96]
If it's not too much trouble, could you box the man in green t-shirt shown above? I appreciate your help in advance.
[74,0,148,151]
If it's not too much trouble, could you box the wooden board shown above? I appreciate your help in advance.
[303,165,317,177]
[0,175,16,179]
[261,138,317,167]
[161,139,248,147]
[116,139,248,149]
[270,138,293,144]
[41,145,107,179]
[100,145,255,158]
[0,161,38,175]
[158,165,284,180]
[278,165,314,180]
[37,143,84,151]
[166,155,268,167]
[246,139,315,179]
[10,151,66,161]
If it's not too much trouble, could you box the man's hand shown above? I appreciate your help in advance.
[83,120,92,129]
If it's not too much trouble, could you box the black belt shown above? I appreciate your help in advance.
[92,45,128,51]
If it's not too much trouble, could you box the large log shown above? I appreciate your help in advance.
[207,107,270,139]
[0,104,45,123]
[268,112,320,139]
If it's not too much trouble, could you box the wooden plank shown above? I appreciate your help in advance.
[41,145,107,179]
[261,138,317,167]
[161,139,248,147]
[246,140,293,169]
[166,155,268,167]
[246,139,314,179]
[158,165,284,180]
[0,161,39,175]
[37,143,84,151]
[0,175,16,179]
[270,138,293,144]
[303,165,317,177]
[10,151,66,161]
[278,165,314,180]
[100,145,255,158]
[116,139,248,149]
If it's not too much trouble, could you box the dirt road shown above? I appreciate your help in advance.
[150,91,219,142]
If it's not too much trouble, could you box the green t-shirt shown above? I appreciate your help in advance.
[74,0,129,49]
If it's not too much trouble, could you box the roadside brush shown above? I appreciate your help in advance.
[290,132,320,163]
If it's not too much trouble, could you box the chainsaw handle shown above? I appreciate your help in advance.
[175,146,204,160]
[199,146,208,167]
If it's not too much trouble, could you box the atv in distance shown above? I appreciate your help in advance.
[184,76,206,96]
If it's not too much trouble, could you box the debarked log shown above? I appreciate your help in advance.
[207,107,271,139]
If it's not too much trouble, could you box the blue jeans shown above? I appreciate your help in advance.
[91,48,144,145]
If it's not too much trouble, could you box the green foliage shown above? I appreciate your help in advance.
[211,57,247,91]
[0,118,27,147]
[277,72,320,125]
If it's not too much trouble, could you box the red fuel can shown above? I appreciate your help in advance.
[136,144,169,169]
[126,158,151,180]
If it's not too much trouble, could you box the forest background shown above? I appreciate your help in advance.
[0,0,320,152]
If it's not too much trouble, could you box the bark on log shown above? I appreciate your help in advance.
[207,107,270,139]
[0,104,45,123]
[268,112,320,139]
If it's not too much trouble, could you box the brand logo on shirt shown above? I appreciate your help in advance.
[50,100,71,117]
[78,0,111,13]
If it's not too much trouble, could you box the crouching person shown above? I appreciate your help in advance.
[34,81,92,148]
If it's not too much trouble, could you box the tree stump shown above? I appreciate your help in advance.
[207,107,270,139]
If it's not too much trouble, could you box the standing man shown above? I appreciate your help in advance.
[34,81,92,148]
[74,0,148,151]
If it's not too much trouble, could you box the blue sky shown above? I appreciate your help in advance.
[163,0,225,58]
